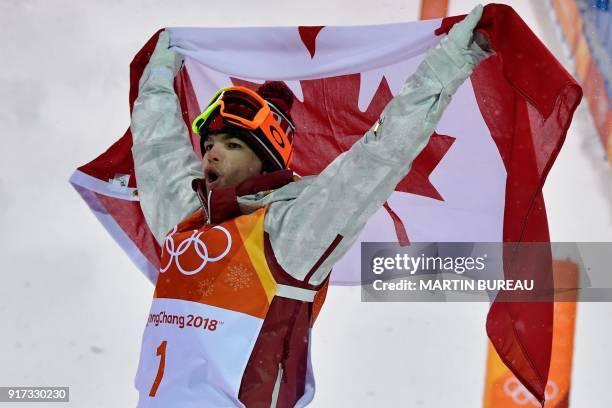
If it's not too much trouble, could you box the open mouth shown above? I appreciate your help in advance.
[207,171,219,183]
[205,168,221,187]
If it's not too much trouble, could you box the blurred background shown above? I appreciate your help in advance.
[0,0,610,406]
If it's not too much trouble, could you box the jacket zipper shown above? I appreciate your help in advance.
[207,190,212,224]
[270,362,283,408]
[195,189,211,224]
[270,301,301,407]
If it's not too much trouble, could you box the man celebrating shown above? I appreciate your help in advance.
[132,5,491,407]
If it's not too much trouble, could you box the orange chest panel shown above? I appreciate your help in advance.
[154,207,276,319]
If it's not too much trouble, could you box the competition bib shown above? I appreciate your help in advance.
[135,208,277,407]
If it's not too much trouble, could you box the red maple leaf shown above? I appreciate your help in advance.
[231,74,454,202]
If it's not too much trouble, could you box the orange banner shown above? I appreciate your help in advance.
[483,260,578,407]
[551,0,581,52]
[583,61,612,151]
[419,0,448,20]
[551,0,611,161]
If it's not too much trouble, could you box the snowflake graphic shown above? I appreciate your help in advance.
[197,278,215,297]
[224,264,253,291]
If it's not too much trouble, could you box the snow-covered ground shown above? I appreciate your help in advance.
[1,0,610,407]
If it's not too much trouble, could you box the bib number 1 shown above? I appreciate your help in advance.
[148,340,167,397]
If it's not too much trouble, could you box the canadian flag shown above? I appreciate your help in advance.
[69,4,581,405]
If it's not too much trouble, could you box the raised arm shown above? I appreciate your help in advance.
[131,31,203,244]
[265,5,492,285]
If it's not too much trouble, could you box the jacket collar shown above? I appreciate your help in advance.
[192,169,295,225]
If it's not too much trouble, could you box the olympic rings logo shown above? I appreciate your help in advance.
[503,377,559,406]
[160,226,232,276]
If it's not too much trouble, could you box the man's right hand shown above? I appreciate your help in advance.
[443,4,494,67]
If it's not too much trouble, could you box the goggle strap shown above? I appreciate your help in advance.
[267,101,296,130]
[248,130,284,170]
[192,102,221,135]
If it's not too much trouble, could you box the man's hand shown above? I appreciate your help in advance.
[147,30,184,79]
[447,4,485,50]
[439,4,493,70]
[456,5,492,52]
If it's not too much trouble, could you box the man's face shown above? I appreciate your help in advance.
[201,133,263,191]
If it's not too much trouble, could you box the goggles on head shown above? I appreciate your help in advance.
[191,86,295,169]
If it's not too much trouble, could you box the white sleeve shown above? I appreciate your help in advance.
[130,31,203,244]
